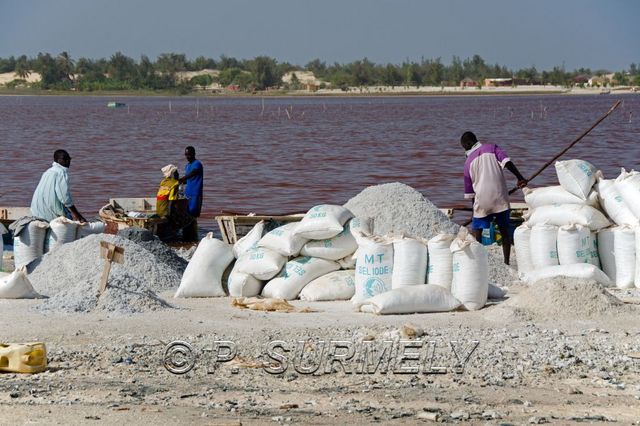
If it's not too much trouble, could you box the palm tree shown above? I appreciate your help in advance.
[14,55,30,80]
[56,51,75,81]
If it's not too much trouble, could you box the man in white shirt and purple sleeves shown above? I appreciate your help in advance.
[461,131,527,265]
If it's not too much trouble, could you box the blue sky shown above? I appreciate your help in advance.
[1,0,638,70]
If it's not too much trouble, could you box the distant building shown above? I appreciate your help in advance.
[282,71,324,91]
[176,69,219,83]
[484,78,512,87]
[305,83,320,92]
[484,78,513,87]
[193,82,222,92]
[573,75,590,84]
[459,77,477,88]
[588,73,615,87]
[512,78,529,86]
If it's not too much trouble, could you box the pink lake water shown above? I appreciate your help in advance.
[1,94,638,222]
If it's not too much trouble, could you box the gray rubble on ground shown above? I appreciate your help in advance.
[137,240,188,273]
[485,243,521,286]
[118,227,188,273]
[7,318,636,423]
[344,182,460,239]
[28,234,180,314]
[117,227,158,243]
[488,278,628,322]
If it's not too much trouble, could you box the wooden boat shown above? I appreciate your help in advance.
[215,202,529,245]
[99,198,166,234]
[216,212,305,244]
[444,202,528,221]
[0,206,32,228]
[1,200,529,245]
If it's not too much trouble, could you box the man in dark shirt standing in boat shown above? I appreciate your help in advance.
[461,131,527,265]
[179,146,203,241]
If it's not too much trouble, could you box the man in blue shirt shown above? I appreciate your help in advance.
[31,149,86,223]
[179,146,203,240]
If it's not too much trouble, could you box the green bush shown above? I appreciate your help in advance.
[190,74,213,86]
[76,78,133,91]
[5,79,27,88]
[176,81,193,95]
[218,68,243,86]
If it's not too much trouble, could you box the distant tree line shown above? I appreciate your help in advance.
[0,51,638,92]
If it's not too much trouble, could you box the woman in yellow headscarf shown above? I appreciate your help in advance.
[156,164,179,218]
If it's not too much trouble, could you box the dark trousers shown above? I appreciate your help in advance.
[182,220,199,242]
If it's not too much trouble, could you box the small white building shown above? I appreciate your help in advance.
[281,71,324,90]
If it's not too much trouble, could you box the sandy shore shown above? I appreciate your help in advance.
[1,285,639,424]
[310,85,638,96]
[0,71,41,85]
[1,70,637,98]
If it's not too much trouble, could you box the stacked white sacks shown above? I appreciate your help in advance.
[299,270,355,301]
[516,160,640,289]
[556,224,591,265]
[591,168,640,289]
[175,233,234,298]
[518,159,607,283]
[75,221,106,239]
[13,220,49,269]
[449,228,489,311]
[178,203,494,313]
[47,217,79,253]
[352,233,394,304]
[227,205,358,299]
[355,227,492,314]
[225,206,361,298]
[232,220,264,258]
[261,205,354,300]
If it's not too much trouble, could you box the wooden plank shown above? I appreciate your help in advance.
[215,217,229,244]
[231,215,304,224]
[228,218,238,244]
[98,260,113,294]
[100,241,125,264]
[109,197,157,212]
[0,207,32,221]
[214,214,305,244]
[213,205,530,246]
[98,241,125,295]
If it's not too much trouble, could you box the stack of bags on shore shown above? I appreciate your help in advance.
[175,205,358,299]
[516,159,640,289]
[176,204,500,315]
[235,205,355,300]
[353,227,497,314]
[3,217,105,300]
[12,217,106,269]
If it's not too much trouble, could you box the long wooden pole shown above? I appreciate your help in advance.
[463,99,622,226]
[507,99,622,195]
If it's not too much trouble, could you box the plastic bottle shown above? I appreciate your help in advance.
[0,342,47,374]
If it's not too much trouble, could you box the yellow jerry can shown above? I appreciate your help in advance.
[0,343,47,374]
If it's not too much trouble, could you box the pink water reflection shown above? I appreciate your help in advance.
[1,95,638,221]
